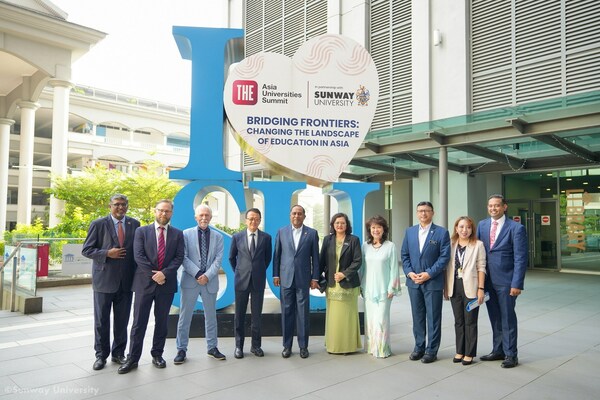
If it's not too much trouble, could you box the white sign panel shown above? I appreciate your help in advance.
[224,34,379,186]
[62,244,92,275]
[541,215,551,226]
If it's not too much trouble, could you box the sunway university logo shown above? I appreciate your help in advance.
[232,80,258,105]
[223,34,379,186]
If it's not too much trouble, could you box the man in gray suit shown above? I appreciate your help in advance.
[229,208,272,359]
[273,205,320,359]
[174,204,226,364]
[82,194,140,370]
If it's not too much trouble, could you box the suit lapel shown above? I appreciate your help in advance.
[339,235,351,258]
[493,219,510,248]
[193,228,201,261]
[124,218,134,246]
[463,242,474,265]
[106,216,119,246]
[149,225,158,262]
[295,226,307,254]
[207,229,214,261]
[420,225,435,256]
[252,230,262,259]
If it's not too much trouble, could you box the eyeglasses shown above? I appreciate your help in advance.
[417,209,433,213]
[156,209,173,214]
[111,203,128,208]
[246,217,260,222]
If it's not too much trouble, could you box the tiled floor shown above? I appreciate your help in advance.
[0,270,598,399]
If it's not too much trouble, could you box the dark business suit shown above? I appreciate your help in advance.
[229,229,272,349]
[273,225,320,349]
[82,215,140,360]
[401,223,451,356]
[477,217,527,357]
[127,223,184,362]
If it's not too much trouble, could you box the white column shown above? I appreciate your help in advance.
[48,80,72,227]
[439,146,448,228]
[0,118,16,235]
[16,101,39,225]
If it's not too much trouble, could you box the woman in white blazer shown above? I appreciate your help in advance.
[444,216,486,365]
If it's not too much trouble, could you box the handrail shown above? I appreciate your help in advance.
[0,242,22,311]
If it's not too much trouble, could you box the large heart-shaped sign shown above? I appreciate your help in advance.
[224,34,379,186]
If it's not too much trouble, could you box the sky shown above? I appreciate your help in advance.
[50,0,230,106]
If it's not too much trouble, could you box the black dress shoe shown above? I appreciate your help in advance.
[409,351,424,361]
[152,356,167,368]
[174,350,186,365]
[421,354,437,363]
[117,359,138,374]
[480,352,505,361]
[250,347,264,357]
[234,347,244,359]
[452,356,463,363]
[462,357,474,366]
[111,355,127,364]
[92,357,106,370]
[282,347,292,358]
[501,356,519,368]
[299,348,309,359]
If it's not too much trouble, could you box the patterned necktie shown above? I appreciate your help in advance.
[250,233,256,257]
[117,220,125,247]
[200,229,208,272]
[490,220,498,249]
[157,226,166,270]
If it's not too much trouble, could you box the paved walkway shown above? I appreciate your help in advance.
[0,270,598,399]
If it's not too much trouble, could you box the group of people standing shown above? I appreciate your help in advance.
[402,196,527,368]
[82,192,526,375]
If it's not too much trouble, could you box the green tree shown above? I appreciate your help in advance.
[47,162,182,230]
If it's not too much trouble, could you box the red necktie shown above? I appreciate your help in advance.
[157,227,166,270]
[117,220,125,247]
[490,221,498,249]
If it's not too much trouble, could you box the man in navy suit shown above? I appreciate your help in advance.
[477,194,528,368]
[401,201,450,363]
[83,194,140,370]
[273,205,320,359]
[229,208,272,359]
[174,204,226,364]
[118,199,184,374]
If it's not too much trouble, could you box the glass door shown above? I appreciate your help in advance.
[506,199,560,270]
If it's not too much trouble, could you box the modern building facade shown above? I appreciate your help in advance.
[239,0,600,273]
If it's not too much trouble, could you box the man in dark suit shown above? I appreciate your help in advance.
[477,194,528,368]
[273,205,320,359]
[401,201,450,364]
[174,204,226,364]
[118,199,185,374]
[83,194,140,371]
[228,208,272,359]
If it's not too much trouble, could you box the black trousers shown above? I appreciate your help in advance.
[93,286,132,359]
[450,277,480,357]
[234,280,264,349]
[127,290,175,362]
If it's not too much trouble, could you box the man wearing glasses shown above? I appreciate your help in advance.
[82,194,140,371]
[228,208,272,359]
[118,199,185,374]
[401,201,450,364]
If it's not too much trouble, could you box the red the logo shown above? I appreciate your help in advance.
[232,80,258,105]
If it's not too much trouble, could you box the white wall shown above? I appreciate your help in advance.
[430,0,469,120]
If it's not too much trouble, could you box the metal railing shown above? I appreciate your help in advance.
[0,243,22,312]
